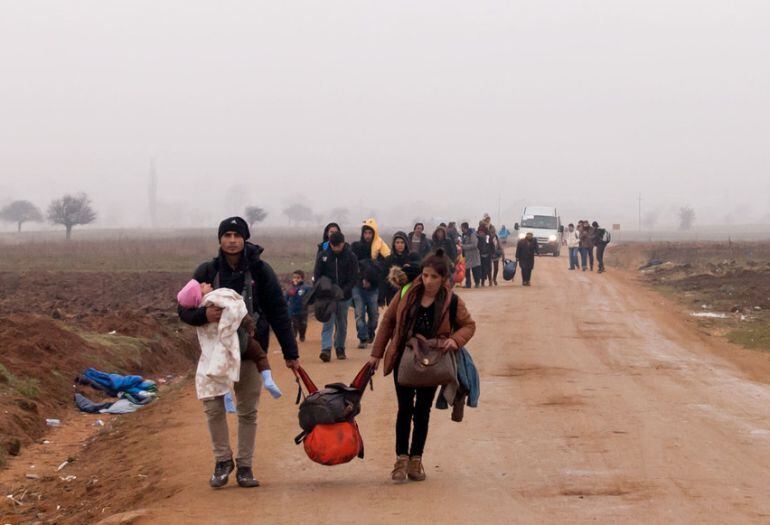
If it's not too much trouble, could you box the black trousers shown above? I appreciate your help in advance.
[521,265,533,283]
[480,256,492,284]
[588,247,594,269]
[596,244,606,271]
[492,258,500,283]
[291,314,308,340]
[394,370,438,457]
[465,266,481,287]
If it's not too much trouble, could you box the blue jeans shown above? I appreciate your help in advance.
[579,247,590,269]
[569,247,579,269]
[321,299,351,351]
[352,286,379,342]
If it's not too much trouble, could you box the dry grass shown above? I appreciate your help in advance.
[0,231,318,274]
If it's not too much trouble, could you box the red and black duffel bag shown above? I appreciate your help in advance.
[293,363,374,466]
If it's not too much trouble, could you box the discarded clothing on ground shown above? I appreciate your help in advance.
[74,369,159,415]
[437,347,481,422]
[75,368,157,400]
[74,393,149,415]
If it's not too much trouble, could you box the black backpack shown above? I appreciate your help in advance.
[297,383,363,432]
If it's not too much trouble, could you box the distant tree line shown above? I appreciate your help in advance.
[0,193,96,239]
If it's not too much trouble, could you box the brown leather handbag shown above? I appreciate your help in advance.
[397,335,457,388]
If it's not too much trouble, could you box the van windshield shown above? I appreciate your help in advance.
[521,215,558,229]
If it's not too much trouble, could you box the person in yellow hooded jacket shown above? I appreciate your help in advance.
[351,218,391,349]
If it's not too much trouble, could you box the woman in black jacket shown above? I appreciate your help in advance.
[431,226,457,263]
[383,231,420,304]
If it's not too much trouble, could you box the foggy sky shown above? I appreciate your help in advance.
[1,1,769,231]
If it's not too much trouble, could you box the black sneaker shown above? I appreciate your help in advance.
[299,335,306,342]
[236,466,260,488]
[320,349,331,363]
[357,340,368,350]
[209,458,234,488]
[336,348,347,360]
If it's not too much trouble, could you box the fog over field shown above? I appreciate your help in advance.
[1,1,769,231]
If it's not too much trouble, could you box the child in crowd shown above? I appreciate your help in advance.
[177,279,282,398]
[285,270,312,342]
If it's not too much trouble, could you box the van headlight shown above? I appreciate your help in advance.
[548,234,557,242]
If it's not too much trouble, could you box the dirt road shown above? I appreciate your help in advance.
[35,256,770,523]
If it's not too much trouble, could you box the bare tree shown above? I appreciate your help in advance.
[678,206,695,231]
[47,193,96,240]
[283,204,313,226]
[329,207,349,225]
[0,200,43,232]
[244,206,268,226]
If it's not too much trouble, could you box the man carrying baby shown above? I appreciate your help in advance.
[178,217,300,489]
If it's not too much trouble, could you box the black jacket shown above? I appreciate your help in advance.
[432,236,457,262]
[313,245,359,300]
[351,239,386,291]
[477,230,493,257]
[515,238,539,268]
[178,243,299,360]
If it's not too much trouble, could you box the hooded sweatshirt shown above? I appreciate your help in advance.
[432,226,457,262]
[362,218,391,259]
[383,231,421,304]
[352,219,390,290]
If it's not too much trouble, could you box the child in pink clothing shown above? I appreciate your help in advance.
[177,279,281,398]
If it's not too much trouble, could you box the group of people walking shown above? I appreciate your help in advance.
[178,216,478,489]
[313,215,509,362]
[563,220,611,273]
[177,213,612,490]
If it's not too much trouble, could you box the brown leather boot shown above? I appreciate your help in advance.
[407,456,426,481]
[391,455,409,483]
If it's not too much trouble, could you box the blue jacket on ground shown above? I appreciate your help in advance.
[78,368,157,397]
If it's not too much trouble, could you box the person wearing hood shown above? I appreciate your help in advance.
[178,217,300,490]
[460,222,482,288]
[383,231,421,304]
[317,222,342,254]
[431,226,457,263]
[407,222,432,258]
[351,218,390,349]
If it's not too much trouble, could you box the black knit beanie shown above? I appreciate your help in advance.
[218,216,251,241]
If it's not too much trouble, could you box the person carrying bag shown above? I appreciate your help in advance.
[368,249,476,484]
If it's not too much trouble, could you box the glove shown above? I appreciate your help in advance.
[261,370,282,399]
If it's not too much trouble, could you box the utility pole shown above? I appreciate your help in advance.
[638,193,642,232]
[148,157,158,228]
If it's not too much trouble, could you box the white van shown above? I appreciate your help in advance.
[514,206,563,256]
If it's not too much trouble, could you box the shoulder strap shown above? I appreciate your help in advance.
[400,283,412,299]
[449,293,459,330]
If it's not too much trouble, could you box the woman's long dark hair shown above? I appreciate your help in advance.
[408,249,452,336]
